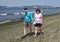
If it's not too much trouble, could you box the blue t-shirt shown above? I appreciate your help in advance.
[23,12,33,22]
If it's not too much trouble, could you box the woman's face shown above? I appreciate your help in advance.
[36,11,40,14]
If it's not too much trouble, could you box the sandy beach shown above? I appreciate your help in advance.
[0,13,60,42]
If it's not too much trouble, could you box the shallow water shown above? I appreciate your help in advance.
[0,8,60,22]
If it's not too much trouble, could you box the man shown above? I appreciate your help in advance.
[22,8,33,35]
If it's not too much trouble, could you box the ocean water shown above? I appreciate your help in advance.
[0,8,60,22]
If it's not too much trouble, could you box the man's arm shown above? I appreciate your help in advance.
[19,12,25,15]
[30,13,33,21]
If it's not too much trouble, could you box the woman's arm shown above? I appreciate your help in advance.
[41,14,43,24]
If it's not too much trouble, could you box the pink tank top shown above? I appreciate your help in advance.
[34,13,42,23]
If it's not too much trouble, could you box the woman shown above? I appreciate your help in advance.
[34,9,43,38]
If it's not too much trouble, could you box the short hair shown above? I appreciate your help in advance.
[36,8,41,13]
[24,8,28,10]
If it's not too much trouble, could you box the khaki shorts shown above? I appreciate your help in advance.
[23,22,32,27]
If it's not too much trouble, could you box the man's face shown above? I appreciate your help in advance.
[24,10,28,12]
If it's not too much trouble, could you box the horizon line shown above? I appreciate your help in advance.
[0,5,60,7]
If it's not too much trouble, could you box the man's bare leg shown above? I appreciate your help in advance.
[24,22,27,35]
[29,22,32,32]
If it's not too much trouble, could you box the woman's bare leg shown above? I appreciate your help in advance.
[34,27,38,37]
[39,27,44,35]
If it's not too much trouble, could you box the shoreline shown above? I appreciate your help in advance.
[0,12,60,24]
[0,13,60,26]
[0,18,22,24]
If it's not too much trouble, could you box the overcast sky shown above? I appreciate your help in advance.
[0,0,60,7]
